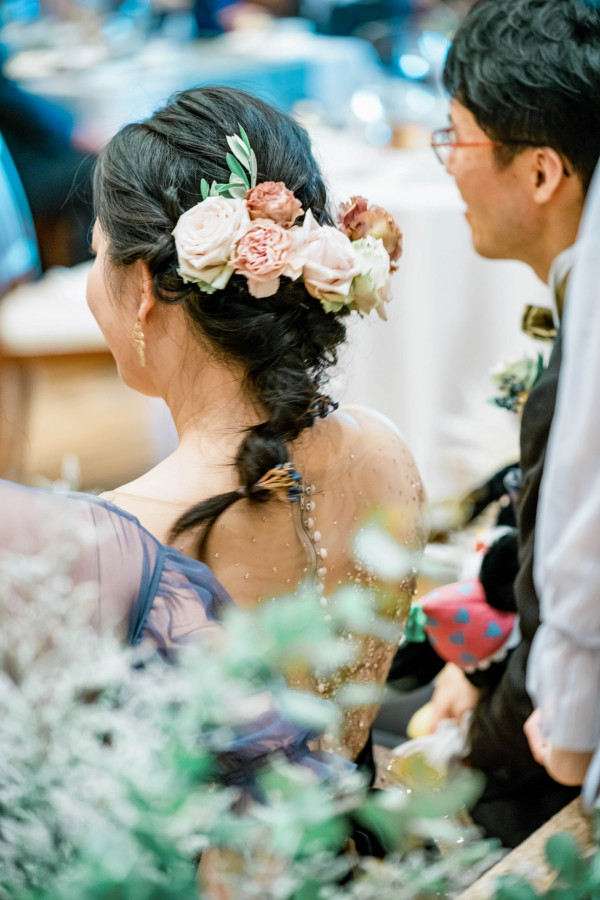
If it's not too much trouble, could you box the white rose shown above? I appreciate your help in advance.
[302,224,361,314]
[349,235,392,319]
[172,197,251,291]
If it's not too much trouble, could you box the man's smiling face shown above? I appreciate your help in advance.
[445,99,542,264]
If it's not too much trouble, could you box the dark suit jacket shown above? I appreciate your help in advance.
[468,332,578,847]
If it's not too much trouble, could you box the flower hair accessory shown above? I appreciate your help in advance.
[171,128,402,318]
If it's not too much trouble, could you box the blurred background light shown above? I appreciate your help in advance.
[418,30,451,70]
[398,53,430,81]
[405,86,437,115]
[364,120,393,146]
[351,88,385,124]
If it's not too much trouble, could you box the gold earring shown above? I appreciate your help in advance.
[132,319,146,368]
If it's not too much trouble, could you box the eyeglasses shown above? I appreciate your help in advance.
[430,126,571,176]
[430,127,493,166]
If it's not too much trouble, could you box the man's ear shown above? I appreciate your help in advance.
[531,147,567,205]
[137,263,156,323]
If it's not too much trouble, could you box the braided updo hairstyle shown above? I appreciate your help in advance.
[93,86,347,558]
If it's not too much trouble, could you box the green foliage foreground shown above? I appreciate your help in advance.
[0,521,596,899]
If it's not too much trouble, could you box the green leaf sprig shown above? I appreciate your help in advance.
[200,126,258,201]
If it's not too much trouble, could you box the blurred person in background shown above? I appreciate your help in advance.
[0,44,95,269]
[193,0,298,33]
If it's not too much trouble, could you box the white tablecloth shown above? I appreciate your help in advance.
[313,129,550,501]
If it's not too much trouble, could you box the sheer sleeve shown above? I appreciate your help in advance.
[0,479,352,788]
[136,548,230,654]
[0,479,229,648]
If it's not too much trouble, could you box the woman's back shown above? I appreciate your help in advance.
[89,85,421,760]
[105,405,425,758]
[107,406,423,604]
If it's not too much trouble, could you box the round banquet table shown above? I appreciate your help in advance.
[5,25,381,142]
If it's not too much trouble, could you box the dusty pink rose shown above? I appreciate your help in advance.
[246,182,304,227]
[232,219,294,298]
[302,225,361,314]
[338,196,403,267]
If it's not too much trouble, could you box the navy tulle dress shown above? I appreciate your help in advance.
[0,478,341,781]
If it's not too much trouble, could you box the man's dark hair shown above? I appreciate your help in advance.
[443,0,600,192]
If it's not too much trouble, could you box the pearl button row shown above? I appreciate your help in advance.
[301,481,329,596]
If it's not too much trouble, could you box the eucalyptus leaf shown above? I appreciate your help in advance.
[239,124,251,152]
[335,683,383,709]
[226,153,250,188]
[545,832,589,883]
[227,134,251,167]
[200,178,210,200]
[493,875,541,900]
[354,523,415,580]
[249,148,258,187]
[213,183,234,196]
[273,687,338,731]
[228,183,249,200]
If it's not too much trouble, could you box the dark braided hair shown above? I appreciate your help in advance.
[443,0,600,192]
[93,86,347,558]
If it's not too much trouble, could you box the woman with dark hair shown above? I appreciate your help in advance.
[89,85,425,761]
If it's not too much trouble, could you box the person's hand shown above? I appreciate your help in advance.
[523,708,549,766]
[428,662,480,734]
[524,710,592,785]
[546,747,593,787]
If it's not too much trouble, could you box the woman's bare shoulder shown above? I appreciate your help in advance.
[297,404,424,495]
[336,404,411,445]
[315,404,418,470]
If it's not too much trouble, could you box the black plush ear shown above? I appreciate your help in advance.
[463,463,520,526]
[386,640,445,691]
[479,529,520,612]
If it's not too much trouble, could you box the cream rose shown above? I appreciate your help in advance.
[302,225,361,314]
[349,235,393,319]
[172,197,251,291]
[231,219,294,298]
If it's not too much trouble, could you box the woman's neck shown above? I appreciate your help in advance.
[162,348,263,453]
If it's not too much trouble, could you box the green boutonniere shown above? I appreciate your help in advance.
[489,353,545,415]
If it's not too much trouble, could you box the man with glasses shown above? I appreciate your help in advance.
[424,0,600,846]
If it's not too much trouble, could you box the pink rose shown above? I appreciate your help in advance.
[338,196,403,267]
[246,182,304,227]
[302,226,361,314]
[232,219,294,298]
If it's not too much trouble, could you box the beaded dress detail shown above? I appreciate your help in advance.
[104,406,426,762]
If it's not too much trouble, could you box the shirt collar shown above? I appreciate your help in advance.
[548,243,578,323]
